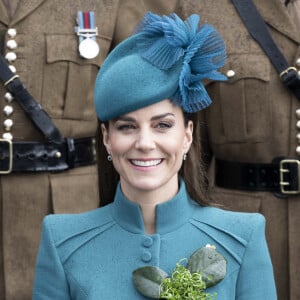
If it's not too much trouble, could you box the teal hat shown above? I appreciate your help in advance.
[94,12,227,121]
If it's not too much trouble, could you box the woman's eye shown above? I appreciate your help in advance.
[157,122,173,129]
[117,124,135,131]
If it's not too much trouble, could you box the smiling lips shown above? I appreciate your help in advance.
[130,159,162,167]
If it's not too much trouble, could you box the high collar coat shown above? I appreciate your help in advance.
[33,181,277,299]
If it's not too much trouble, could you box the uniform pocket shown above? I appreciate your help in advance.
[42,34,110,120]
[206,53,272,144]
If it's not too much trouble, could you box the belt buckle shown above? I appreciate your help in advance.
[0,138,13,174]
[279,159,300,194]
[279,66,298,79]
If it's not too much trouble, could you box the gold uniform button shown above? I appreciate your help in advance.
[3,105,13,116]
[4,92,14,103]
[7,28,17,38]
[297,146,300,155]
[55,151,62,158]
[296,58,300,67]
[297,133,300,143]
[3,119,13,131]
[5,52,17,63]
[296,109,300,118]
[2,132,13,140]
[297,120,300,129]
[6,40,18,50]
[226,70,235,78]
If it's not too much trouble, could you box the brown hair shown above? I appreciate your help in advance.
[97,111,210,207]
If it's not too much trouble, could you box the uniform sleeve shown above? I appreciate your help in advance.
[32,217,71,300]
[236,215,277,300]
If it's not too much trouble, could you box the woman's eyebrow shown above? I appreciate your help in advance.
[115,113,175,122]
[114,116,135,122]
[151,113,175,121]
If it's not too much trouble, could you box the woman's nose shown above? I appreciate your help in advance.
[135,129,156,151]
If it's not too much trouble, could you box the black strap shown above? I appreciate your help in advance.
[231,0,300,100]
[0,137,96,173]
[215,158,300,195]
[0,55,64,143]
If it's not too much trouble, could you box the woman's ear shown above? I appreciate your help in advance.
[184,120,193,153]
[101,123,111,154]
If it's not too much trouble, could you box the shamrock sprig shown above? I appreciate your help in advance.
[132,244,227,299]
[159,260,216,299]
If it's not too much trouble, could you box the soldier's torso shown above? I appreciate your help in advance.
[182,0,300,162]
[0,0,120,141]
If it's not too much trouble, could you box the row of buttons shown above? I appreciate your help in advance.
[141,236,153,263]
[2,28,17,140]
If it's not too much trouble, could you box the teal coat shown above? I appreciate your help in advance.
[32,181,277,299]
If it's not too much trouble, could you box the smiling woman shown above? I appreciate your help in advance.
[102,101,193,205]
[101,100,193,234]
[32,12,277,300]
[99,103,205,209]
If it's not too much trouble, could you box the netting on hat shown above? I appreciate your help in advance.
[134,12,227,112]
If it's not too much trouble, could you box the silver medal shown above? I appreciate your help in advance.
[79,38,100,59]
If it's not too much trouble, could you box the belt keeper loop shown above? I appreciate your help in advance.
[66,138,75,168]
[4,75,20,86]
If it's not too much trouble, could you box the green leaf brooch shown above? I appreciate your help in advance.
[132,244,227,299]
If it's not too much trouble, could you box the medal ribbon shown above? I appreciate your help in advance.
[75,10,99,59]
[77,11,97,41]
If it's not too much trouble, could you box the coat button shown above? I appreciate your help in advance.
[296,58,300,67]
[297,120,300,129]
[142,237,153,248]
[296,109,300,118]
[226,69,235,78]
[141,251,152,262]
[296,146,300,156]
[7,28,17,38]
[7,40,18,50]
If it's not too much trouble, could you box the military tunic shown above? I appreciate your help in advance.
[178,1,300,299]
[0,1,146,299]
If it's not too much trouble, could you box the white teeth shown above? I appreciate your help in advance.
[131,159,161,167]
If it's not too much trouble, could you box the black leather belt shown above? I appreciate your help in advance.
[215,158,300,196]
[0,137,96,174]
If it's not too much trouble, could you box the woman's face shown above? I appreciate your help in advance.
[101,99,193,201]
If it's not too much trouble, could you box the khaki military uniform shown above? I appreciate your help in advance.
[178,1,300,299]
[0,1,146,299]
